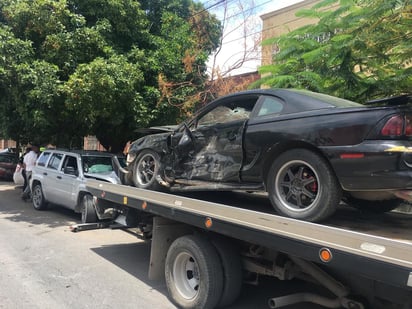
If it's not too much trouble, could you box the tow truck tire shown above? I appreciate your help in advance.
[32,183,48,210]
[267,149,341,222]
[132,150,162,190]
[165,235,223,309]
[81,194,97,223]
[212,238,242,308]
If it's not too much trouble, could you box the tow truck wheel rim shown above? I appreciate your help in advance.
[136,153,157,186]
[275,159,321,212]
[172,251,199,300]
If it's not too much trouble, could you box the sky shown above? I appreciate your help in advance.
[198,0,303,76]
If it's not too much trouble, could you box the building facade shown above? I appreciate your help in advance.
[260,0,339,67]
[0,139,16,151]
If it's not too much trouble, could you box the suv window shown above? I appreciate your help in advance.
[37,152,51,167]
[62,155,78,173]
[47,153,63,170]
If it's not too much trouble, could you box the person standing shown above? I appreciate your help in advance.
[20,147,31,192]
[21,144,39,201]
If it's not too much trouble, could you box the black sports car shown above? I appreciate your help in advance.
[125,89,412,221]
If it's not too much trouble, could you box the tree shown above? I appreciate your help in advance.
[156,0,262,115]
[0,25,35,148]
[0,0,222,152]
[255,0,412,102]
[64,55,147,152]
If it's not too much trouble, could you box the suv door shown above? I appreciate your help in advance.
[56,154,81,209]
[41,152,64,204]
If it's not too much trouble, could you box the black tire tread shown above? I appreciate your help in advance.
[32,183,48,210]
[267,148,341,222]
[165,234,223,309]
[212,238,243,308]
[81,194,97,223]
[345,195,402,213]
[132,149,162,190]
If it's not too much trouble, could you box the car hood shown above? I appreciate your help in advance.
[84,171,121,184]
[136,125,178,135]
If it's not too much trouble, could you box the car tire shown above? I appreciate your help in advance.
[267,148,341,222]
[212,238,242,308]
[81,194,97,223]
[132,150,162,190]
[344,195,403,213]
[165,235,223,309]
[32,183,48,210]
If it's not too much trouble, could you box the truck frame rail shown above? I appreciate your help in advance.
[86,180,412,290]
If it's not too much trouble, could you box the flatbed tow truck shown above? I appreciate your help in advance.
[80,179,412,309]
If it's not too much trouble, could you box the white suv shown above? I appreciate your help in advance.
[31,149,123,223]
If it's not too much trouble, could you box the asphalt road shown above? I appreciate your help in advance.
[0,181,322,309]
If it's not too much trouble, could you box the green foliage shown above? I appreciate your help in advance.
[0,0,221,152]
[64,55,148,151]
[0,25,34,145]
[256,0,412,102]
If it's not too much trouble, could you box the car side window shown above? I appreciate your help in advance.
[197,97,257,127]
[62,155,78,173]
[37,152,51,167]
[256,96,284,117]
[47,153,63,170]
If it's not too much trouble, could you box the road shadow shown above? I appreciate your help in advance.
[90,240,324,309]
[90,241,173,303]
[0,180,81,228]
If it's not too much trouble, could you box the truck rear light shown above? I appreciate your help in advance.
[381,115,403,136]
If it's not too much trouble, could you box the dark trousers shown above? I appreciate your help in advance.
[22,169,27,191]
[22,171,32,197]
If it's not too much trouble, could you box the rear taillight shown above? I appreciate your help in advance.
[381,115,404,136]
[381,114,412,137]
[405,115,412,136]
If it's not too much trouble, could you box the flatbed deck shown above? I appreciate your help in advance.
[86,180,412,290]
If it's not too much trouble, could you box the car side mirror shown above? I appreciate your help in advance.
[179,123,194,145]
[64,166,79,177]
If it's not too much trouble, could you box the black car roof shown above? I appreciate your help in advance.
[199,88,362,114]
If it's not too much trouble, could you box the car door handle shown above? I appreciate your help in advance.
[57,176,62,179]
[43,172,47,176]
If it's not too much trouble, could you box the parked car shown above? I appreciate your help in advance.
[0,152,18,181]
[124,89,412,222]
[30,149,124,223]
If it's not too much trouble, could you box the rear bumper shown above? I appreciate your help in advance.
[322,140,412,191]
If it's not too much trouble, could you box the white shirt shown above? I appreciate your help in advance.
[23,150,38,172]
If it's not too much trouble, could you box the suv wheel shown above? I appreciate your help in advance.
[81,194,97,223]
[32,183,48,210]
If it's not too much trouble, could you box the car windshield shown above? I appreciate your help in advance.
[82,155,114,173]
[289,89,363,108]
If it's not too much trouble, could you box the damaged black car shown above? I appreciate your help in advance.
[124,89,412,222]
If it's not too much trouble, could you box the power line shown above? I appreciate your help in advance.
[192,0,227,17]
[224,0,273,21]
[193,0,276,47]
